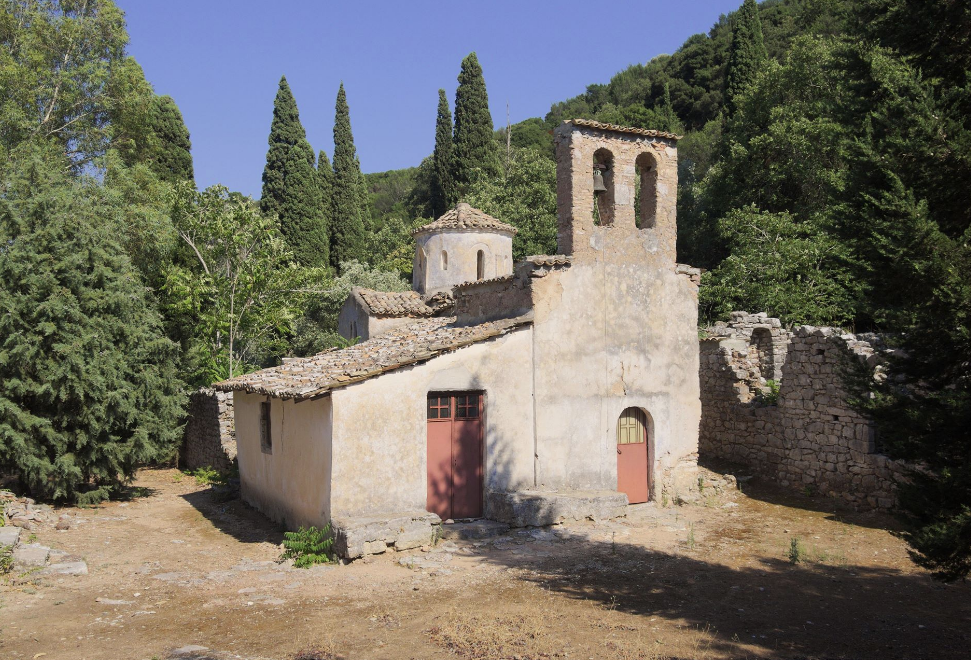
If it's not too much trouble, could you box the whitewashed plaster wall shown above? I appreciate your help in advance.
[234,392,333,529]
[413,230,514,295]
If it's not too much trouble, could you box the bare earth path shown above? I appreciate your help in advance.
[1,468,969,660]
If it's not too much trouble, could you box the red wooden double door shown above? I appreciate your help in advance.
[426,392,483,520]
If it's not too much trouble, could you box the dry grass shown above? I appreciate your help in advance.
[425,593,567,659]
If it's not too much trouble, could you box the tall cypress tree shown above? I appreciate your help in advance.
[431,89,455,218]
[725,0,768,114]
[149,95,193,183]
[317,149,335,247]
[259,76,328,267]
[331,83,367,268]
[452,52,500,195]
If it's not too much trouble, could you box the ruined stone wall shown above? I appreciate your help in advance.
[699,313,907,510]
[181,388,236,473]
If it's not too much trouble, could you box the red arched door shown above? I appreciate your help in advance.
[617,408,650,504]
[426,393,483,520]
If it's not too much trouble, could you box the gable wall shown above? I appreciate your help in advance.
[328,326,534,518]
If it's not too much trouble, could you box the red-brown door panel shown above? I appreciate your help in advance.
[426,420,452,519]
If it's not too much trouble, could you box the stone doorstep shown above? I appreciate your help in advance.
[439,519,511,541]
[331,510,442,560]
[485,489,629,528]
[12,542,51,567]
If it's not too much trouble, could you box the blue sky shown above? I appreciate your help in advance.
[120,1,743,197]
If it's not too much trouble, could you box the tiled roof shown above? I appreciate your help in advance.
[566,118,682,141]
[526,255,571,267]
[454,275,514,291]
[413,203,517,236]
[213,316,532,399]
[358,289,436,317]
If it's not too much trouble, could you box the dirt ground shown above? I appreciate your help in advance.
[1,467,969,660]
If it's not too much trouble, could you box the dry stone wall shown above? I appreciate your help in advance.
[181,388,236,473]
[700,312,908,510]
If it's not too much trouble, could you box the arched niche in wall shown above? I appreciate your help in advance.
[635,151,659,229]
[592,147,615,226]
[750,327,775,381]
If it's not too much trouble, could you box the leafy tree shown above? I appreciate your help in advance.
[331,83,367,268]
[453,52,500,194]
[699,207,857,325]
[289,260,408,357]
[162,183,325,385]
[0,0,133,171]
[149,95,193,183]
[0,157,185,503]
[466,147,557,260]
[430,89,455,218]
[725,0,769,113]
[259,76,327,267]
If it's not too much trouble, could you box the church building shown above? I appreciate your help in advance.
[215,120,702,558]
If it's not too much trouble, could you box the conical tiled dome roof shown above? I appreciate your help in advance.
[412,203,517,236]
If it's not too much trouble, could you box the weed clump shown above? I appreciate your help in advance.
[281,525,335,567]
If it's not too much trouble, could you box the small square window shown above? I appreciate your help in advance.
[428,395,450,419]
[456,394,479,418]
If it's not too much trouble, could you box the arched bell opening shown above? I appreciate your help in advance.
[635,151,659,229]
[592,148,615,226]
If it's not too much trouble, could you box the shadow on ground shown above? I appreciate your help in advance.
[470,523,969,659]
[181,486,284,546]
[701,456,903,532]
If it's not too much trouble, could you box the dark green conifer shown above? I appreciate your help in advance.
[0,167,186,503]
[331,83,367,268]
[453,52,500,194]
[725,0,769,114]
[317,149,334,245]
[149,95,194,183]
[431,89,455,217]
[259,76,328,267]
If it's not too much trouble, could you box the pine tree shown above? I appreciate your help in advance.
[259,76,328,267]
[331,83,367,268]
[431,89,455,218]
[149,95,194,183]
[453,52,500,195]
[725,0,769,114]
[0,165,186,503]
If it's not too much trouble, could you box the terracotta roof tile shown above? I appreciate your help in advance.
[526,255,571,267]
[566,118,682,141]
[214,316,532,399]
[413,203,517,236]
[358,289,436,317]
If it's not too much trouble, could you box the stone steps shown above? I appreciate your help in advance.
[439,519,510,541]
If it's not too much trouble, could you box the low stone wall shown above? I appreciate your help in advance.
[181,389,236,473]
[699,312,908,510]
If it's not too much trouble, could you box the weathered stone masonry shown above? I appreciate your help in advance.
[181,388,236,472]
[699,312,908,510]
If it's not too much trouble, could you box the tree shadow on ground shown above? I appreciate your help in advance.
[180,487,284,546]
[701,456,903,532]
[473,526,970,660]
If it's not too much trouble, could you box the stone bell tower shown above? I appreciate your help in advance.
[553,119,680,263]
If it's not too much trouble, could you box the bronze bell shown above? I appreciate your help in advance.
[593,168,607,193]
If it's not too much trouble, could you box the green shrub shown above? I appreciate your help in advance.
[788,537,803,564]
[0,547,13,574]
[280,525,335,567]
[186,466,225,486]
[759,379,781,405]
